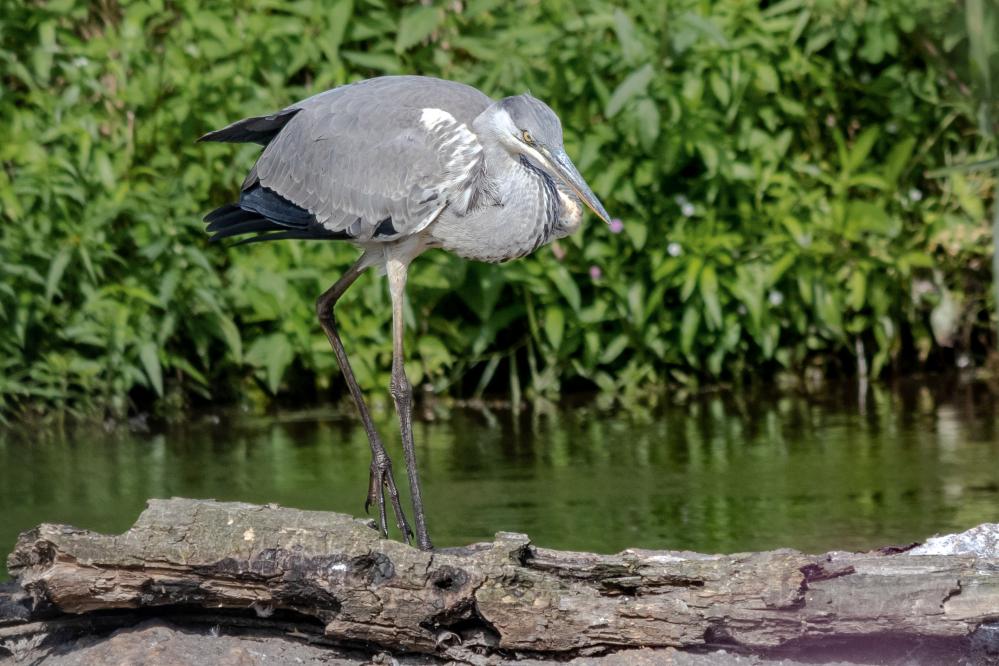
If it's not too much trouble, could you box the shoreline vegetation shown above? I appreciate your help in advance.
[3,370,997,433]
[2,1,997,420]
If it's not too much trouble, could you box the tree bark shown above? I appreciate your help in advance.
[3,498,999,662]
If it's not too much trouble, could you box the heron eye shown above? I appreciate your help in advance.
[521,130,535,145]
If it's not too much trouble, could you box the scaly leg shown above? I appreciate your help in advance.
[316,253,413,544]
[386,257,433,551]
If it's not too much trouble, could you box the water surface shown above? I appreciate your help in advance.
[3,378,999,578]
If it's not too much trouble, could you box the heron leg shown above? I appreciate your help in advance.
[386,257,433,551]
[316,254,413,544]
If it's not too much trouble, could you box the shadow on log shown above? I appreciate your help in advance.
[2,498,999,664]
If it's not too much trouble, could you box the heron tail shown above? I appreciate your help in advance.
[204,184,350,245]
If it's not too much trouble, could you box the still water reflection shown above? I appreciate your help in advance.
[3,379,999,578]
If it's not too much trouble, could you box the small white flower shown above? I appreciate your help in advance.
[72,56,89,68]
[957,354,971,369]
[681,202,695,217]
[768,290,784,306]
[667,242,682,257]
[673,194,690,206]
[908,188,923,202]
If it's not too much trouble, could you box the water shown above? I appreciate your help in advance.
[3,378,999,579]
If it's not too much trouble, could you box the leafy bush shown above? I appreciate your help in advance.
[0,0,995,417]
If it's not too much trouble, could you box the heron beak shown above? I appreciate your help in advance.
[547,148,612,224]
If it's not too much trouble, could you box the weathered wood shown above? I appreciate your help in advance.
[4,499,999,661]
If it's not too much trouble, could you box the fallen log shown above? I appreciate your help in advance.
[3,498,999,664]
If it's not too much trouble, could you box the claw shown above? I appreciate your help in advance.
[365,457,413,544]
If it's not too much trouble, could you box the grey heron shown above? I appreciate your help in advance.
[201,75,611,551]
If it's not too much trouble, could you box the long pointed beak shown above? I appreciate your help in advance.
[547,148,612,224]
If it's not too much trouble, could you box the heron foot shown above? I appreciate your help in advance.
[365,456,413,544]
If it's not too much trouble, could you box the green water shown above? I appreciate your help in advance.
[3,380,999,578]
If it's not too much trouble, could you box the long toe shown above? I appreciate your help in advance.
[366,461,413,545]
[366,464,390,538]
[380,465,414,545]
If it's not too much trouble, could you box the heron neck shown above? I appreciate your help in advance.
[485,146,563,248]
[428,145,565,263]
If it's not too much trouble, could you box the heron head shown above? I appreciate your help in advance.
[484,94,612,225]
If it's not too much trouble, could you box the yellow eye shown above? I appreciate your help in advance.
[521,130,535,145]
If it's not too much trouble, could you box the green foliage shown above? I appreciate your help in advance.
[0,0,995,417]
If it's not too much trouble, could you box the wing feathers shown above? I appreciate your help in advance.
[205,77,494,245]
[199,108,302,146]
[251,77,491,241]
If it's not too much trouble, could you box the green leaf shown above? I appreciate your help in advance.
[627,218,647,250]
[599,334,629,364]
[816,287,844,337]
[883,137,916,185]
[418,335,453,374]
[93,151,115,190]
[699,265,722,329]
[925,157,999,178]
[847,269,866,310]
[342,50,401,72]
[902,251,934,268]
[680,306,700,356]
[845,127,880,172]
[698,142,719,174]
[709,72,730,106]
[681,257,703,301]
[544,306,565,349]
[139,342,163,397]
[951,173,986,219]
[754,62,779,93]
[44,246,72,303]
[762,0,805,17]
[606,64,654,117]
[846,201,896,237]
[847,172,888,189]
[731,266,764,327]
[395,6,442,53]
[682,76,703,104]
[678,12,729,47]
[216,316,243,365]
[246,334,293,395]
[550,266,581,313]
[319,0,354,62]
[634,98,660,149]
[171,357,209,388]
[613,9,646,64]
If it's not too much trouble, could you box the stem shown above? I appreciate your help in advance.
[993,175,999,342]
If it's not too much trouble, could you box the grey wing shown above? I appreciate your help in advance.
[252,82,488,241]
